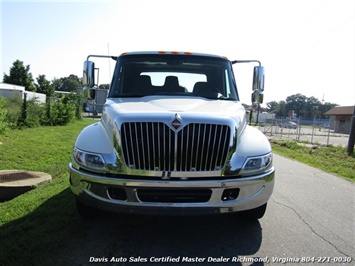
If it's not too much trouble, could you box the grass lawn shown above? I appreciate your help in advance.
[0,120,354,265]
[0,118,96,265]
[270,139,355,183]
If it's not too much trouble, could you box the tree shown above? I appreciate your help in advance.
[266,100,286,117]
[277,100,287,117]
[53,74,81,92]
[266,101,279,113]
[3,60,35,91]
[35,75,55,96]
[285,93,308,118]
[267,93,339,119]
[305,96,322,119]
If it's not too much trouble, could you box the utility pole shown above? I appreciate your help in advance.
[347,105,355,156]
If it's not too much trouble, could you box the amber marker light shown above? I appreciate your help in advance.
[171,51,180,54]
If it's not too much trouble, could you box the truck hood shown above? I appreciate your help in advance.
[105,96,245,119]
[101,96,248,148]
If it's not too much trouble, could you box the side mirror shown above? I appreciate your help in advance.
[252,66,265,91]
[83,87,96,101]
[252,91,264,104]
[82,61,96,101]
[83,61,95,88]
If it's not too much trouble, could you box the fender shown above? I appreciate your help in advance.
[237,125,271,157]
[223,126,272,175]
[74,122,114,154]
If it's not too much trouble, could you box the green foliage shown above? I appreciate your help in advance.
[277,140,301,150]
[3,60,36,91]
[285,93,309,117]
[271,139,355,182]
[0,97,8,133]
[18,98,45,128]
[0,93,82,131]
[41,93,82,126]
[35,74,55,96]
[2,97,22,129]
[53,74,81,92]
[266,94,338,119]
[266,100,286,117]
[17,96,28,127]
[1,59,82,130]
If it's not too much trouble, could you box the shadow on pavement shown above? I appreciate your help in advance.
[0,188,264,266]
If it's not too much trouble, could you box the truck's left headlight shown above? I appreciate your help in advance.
[240,152,273,176]
[73,147,106,172]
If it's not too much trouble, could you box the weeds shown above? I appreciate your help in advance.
[0,93,81,132]
[271,139,355,182]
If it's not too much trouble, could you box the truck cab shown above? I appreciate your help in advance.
[69,51,274,219]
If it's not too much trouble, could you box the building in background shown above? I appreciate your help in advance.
[324,106,355,134]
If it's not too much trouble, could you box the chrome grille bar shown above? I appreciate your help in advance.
[210,125,219,170]
[120,122,231,172]
[204,124,213,170]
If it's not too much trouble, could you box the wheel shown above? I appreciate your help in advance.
[238,203,267,220]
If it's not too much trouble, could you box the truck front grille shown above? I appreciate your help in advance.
[120,122,230,172]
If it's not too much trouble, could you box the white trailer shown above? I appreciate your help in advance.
[0,83,46,103]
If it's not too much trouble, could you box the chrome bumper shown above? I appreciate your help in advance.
[69,163,275,215]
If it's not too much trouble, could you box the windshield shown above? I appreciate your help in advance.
[109,53,239,100]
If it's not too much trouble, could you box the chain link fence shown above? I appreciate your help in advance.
[258,118,350,148]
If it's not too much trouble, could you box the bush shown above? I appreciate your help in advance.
[3,97,22,129]
[0,96,8,133]
[26,99,46,127]
[42,93,81,126]
[17,98,46,128]
[0,93,82,131]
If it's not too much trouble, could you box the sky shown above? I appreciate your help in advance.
[1,0,354,106]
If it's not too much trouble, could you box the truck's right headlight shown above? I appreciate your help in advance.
[240,152,273,176]
[73,147,107,172]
